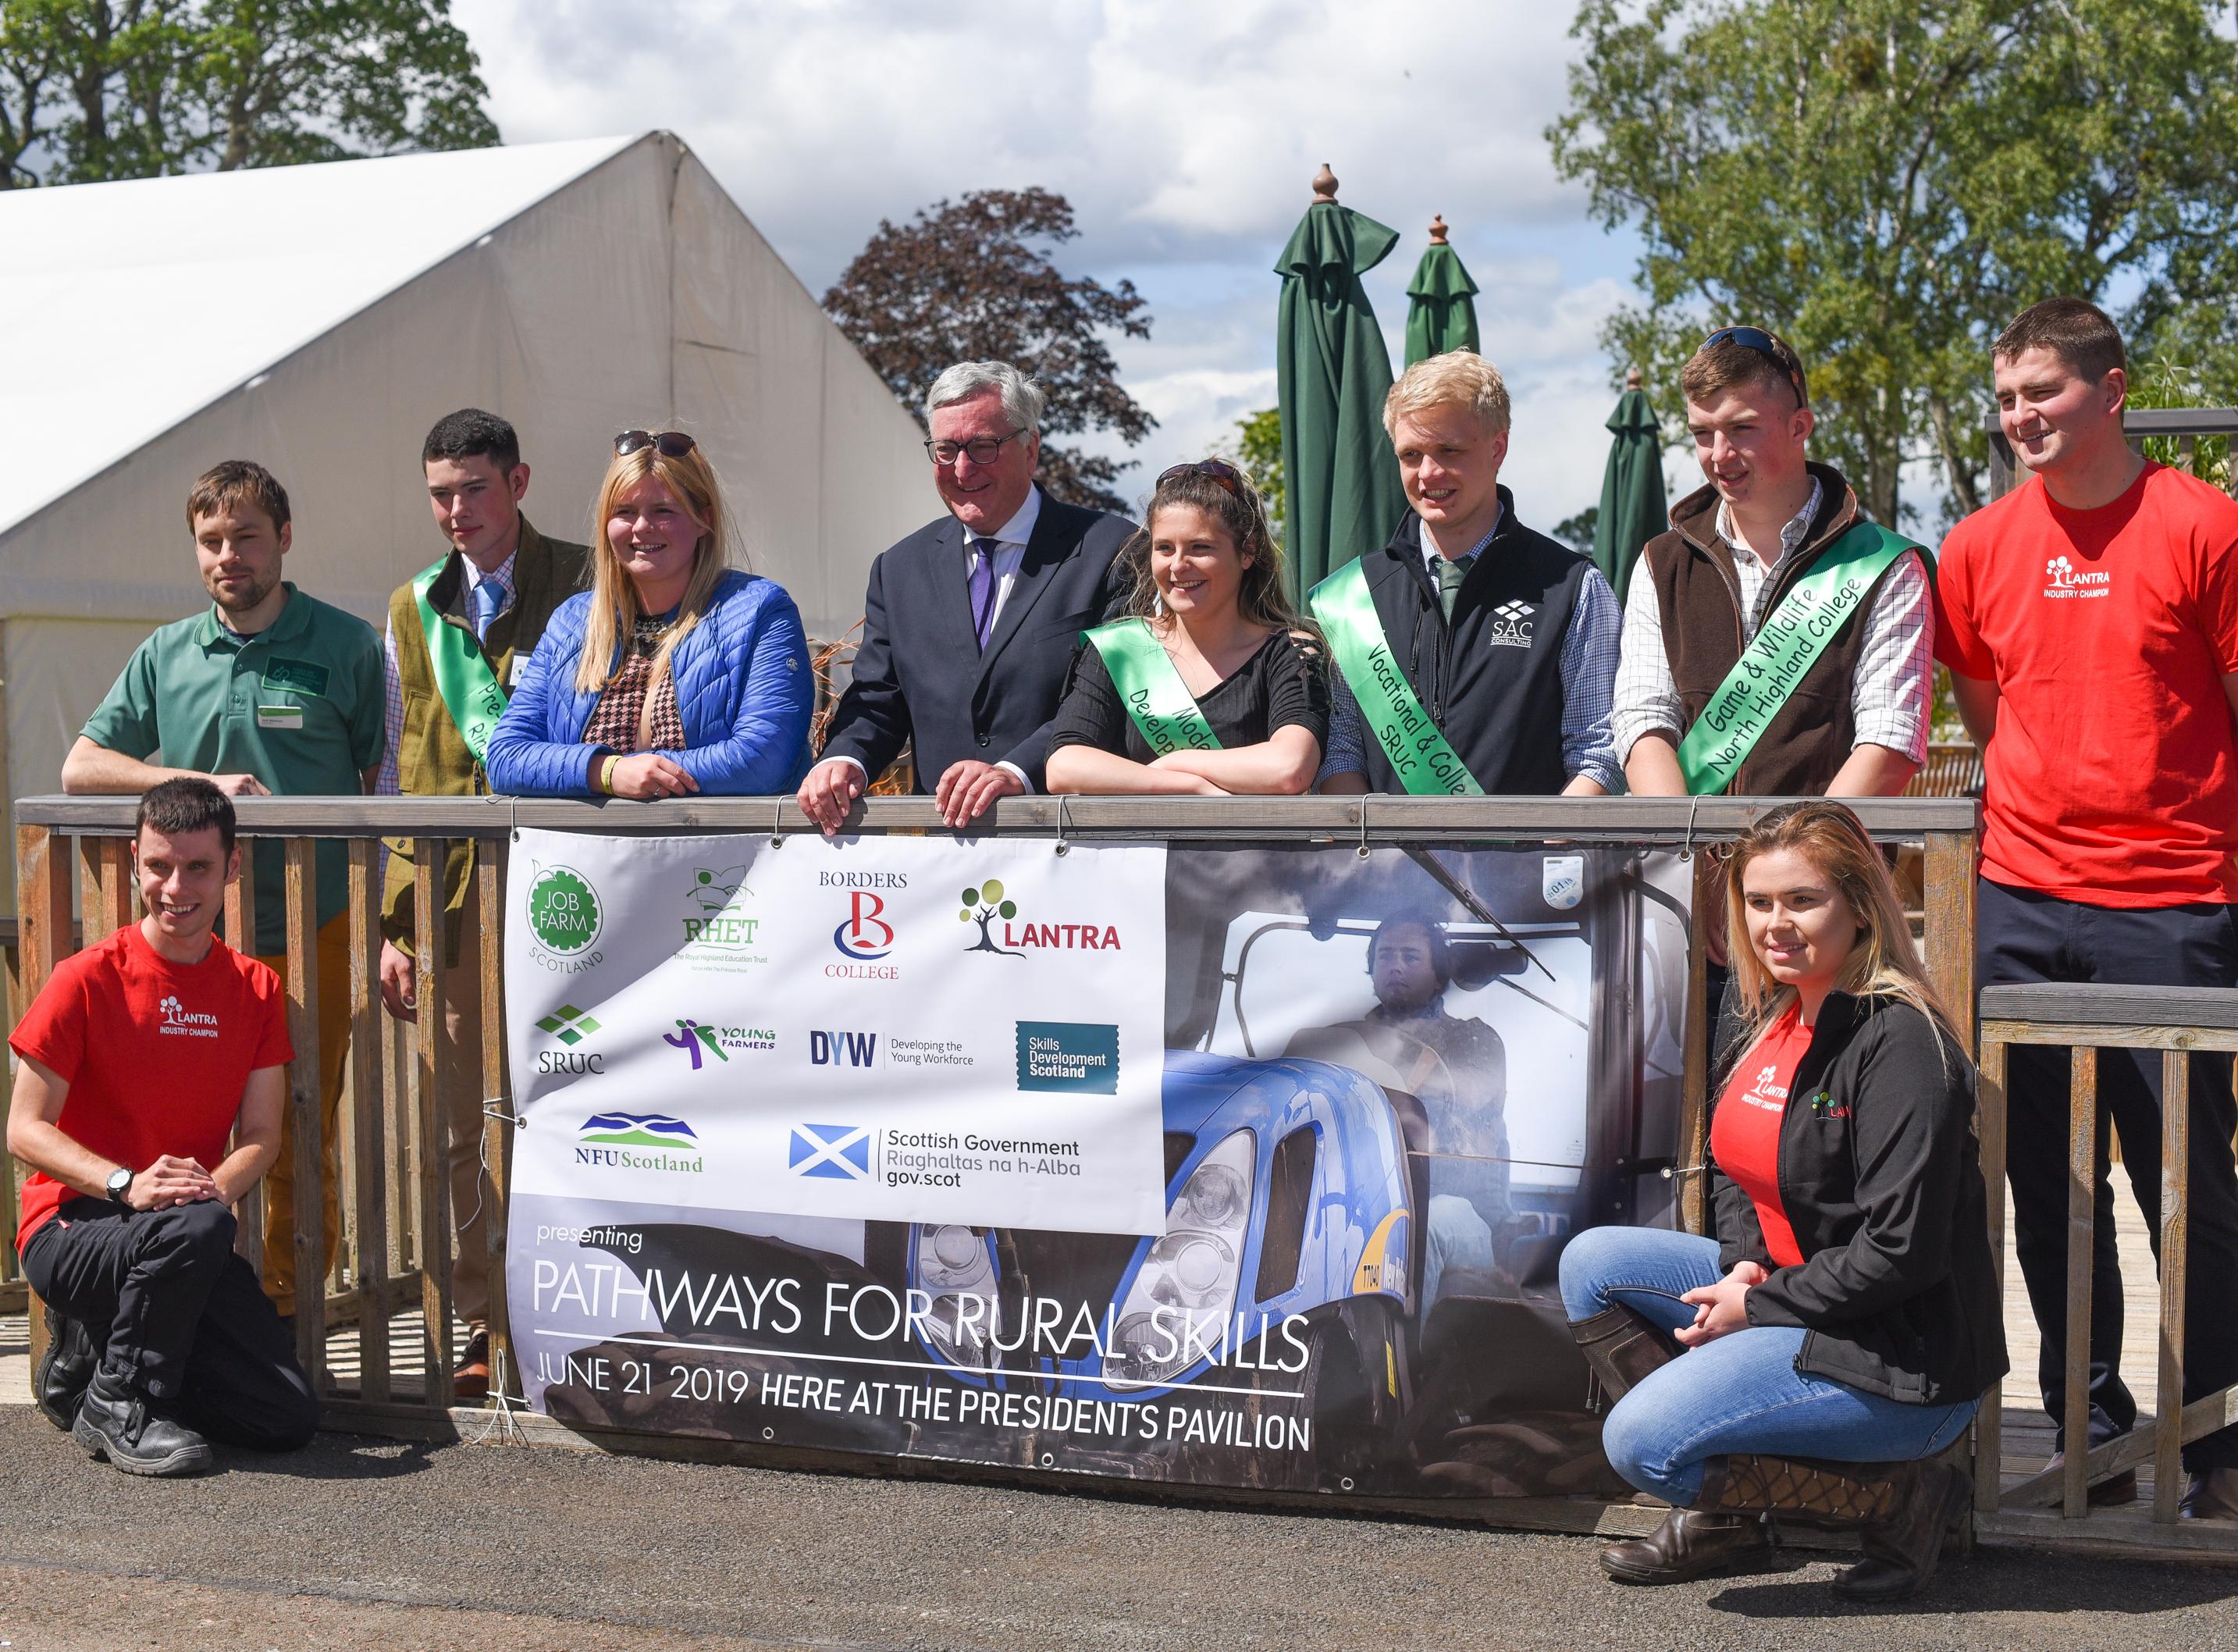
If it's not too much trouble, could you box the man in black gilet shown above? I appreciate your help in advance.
[1316,351,1621,796]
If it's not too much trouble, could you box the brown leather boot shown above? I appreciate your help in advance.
[1599,1508,1774,1584]
[1699,1453,1902,1526]
[1569,1305,1680,1406]
[1833,1458,1973,1601]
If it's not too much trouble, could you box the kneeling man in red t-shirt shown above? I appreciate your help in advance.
[6,778,315,1475]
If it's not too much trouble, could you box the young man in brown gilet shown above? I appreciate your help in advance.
[1612,327,1934,804]
[375,408,589,1397]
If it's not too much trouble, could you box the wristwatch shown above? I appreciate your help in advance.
[105,1166,133,1205]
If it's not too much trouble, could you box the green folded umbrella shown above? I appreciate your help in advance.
[1594,374,1669,604]
[1404,215,1479,365]
[1276,170,1407,598]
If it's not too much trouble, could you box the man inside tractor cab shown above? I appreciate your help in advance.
[1286,915,1512,1305]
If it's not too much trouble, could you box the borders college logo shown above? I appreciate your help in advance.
[833,891,895,960]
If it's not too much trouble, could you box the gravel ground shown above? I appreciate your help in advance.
[4,1412,2238,1650]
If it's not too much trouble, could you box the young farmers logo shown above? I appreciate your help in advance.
[156,994,219,1038]
[2044,554,2111,599]
[525,863,603,974]
[663,1016,776,1070]
[575,1112,703,1173]
[962,878,1122,956]
[1488,600,1535,648]
[788,1123,871,1180]
[535,1004,605,1074]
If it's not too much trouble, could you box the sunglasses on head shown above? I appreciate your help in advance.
[614,429,697,458]
[1156,459,1245,497]
[1701,327,1806,403]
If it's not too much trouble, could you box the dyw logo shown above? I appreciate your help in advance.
[833,891,894,960]
[809,1030,880,1068]
[664,1018,729,1070]
[1487,600,1535,648]
[789,1123,870,1180]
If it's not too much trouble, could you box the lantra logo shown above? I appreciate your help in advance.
[789,1123,871,1180]
[525,863,603,974]
[575,1112,703,1173]
[1742,1064,1789,1110]
[1488,600,1536,648]
[156,994,219,1038]
[2044,554,2111,599]
[961,879,1120,956]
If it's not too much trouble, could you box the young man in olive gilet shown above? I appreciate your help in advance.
[375,409,589,1397]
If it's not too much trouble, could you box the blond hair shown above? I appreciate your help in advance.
[1722,799,1959,1070]
[1383,351,1511,440]
[575,442,735,696]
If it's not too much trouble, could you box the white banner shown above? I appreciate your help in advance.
[505,829,1170,1235]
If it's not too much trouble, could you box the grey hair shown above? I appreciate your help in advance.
[926,361,1046,436]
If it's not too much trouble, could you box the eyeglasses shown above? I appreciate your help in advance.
[614,429,698,458]
[923,429,1029,466]
[1701,327,1806,404]
[1155,459,1245,497]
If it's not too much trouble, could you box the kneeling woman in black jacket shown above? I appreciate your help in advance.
[1560,799,2005,1600]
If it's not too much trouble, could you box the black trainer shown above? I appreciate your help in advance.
[34,1312,100,1433]
[72,1368,213,1478]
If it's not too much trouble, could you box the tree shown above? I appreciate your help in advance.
[1550,0,2238,525]
[1220,406,1286,548]
[2,1,496,189]
[824,188,1155,514]
[1552,506,1600,556]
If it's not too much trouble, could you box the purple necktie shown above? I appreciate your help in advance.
[969,539,997,649]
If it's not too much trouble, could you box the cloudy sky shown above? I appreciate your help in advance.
[452,0,1678,530]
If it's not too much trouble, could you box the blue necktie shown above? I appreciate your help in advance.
[470,575,507,643]
[969,542,997,650]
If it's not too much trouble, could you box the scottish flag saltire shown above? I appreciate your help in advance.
[789,1123,870,1180]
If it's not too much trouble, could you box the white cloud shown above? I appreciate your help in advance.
[453,0,1653,525]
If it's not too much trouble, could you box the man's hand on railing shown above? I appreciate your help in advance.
[379,940,418,1024]
[798,757,866,835]
[208,774,272,797]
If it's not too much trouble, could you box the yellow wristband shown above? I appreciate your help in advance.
[598,755,621,796]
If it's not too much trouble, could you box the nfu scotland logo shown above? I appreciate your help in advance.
[2044,554,2111,599]
[575,1112,703,1173]
[525,863,603,974]
[156,995,219,1038]
[788,1123,870,1180]
[1488,600,1536,648]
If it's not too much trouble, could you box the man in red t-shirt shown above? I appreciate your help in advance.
[1937,296,2238,1519]
[5,778,315,1476]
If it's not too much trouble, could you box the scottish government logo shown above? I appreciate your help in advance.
[525,863,603,974]
[575,1112,703,1173]
[789,1123,871,1180]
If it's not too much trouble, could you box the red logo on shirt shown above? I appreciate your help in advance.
[2043,555,2110,599]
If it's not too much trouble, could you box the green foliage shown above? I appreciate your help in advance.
[1,0,497,188]
[1549,0,2238,527]
[1229,407,1286,547]
[1552,505,1600,555]
[2125,303,2238,491]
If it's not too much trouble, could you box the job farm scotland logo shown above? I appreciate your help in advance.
[2044,555,2110,600]
[156,995,219,1038]
[575,1112,703,1173]
[524,863,603,974]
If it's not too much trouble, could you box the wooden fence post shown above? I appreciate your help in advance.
[413,838,455,1411]
[15,824,72,1377]
[283,839,326,1385]
[348,838,390,1404]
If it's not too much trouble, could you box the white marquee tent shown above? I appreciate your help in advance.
[0,130,931,899]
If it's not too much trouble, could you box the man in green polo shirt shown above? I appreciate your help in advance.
[375,408,589,1399]
[64,458,382,1317]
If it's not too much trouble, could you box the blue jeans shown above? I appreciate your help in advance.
[1560,1226,1977,1505]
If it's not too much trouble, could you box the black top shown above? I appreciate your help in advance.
[1709,992,2009,1406]
[1048,627,1329,764]
[1346,490,1592,796]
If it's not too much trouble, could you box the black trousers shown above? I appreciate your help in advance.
[1979,876,2238,1471]
[21,1196,318,1450]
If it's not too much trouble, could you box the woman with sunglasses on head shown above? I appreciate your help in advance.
[1557,799,2005,1601]
[1044,461,1327,796]
[486,430,813,799]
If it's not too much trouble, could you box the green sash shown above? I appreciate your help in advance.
[411,557,509,767]
[1678,522,1923,795]
[1083,619,1223,755]
[1308,558,1484,796]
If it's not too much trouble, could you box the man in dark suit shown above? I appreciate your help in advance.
[799,361,1136,831]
